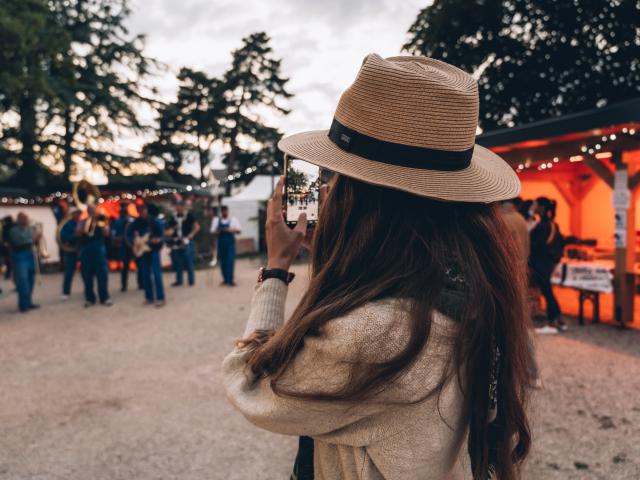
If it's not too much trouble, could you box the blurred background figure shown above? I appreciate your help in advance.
[530,197,566,333]
[500,198,530,263]
[210,205,241,287]
[167,200,200,287]
[76,205,112,308]
[500,199,541,387]
[130,204,166,307]
[1,215,15,281]
[7,212,40,312]
[59,208,81,299]
[112,202,139,292]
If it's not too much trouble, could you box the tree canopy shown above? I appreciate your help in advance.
[0,2,291,189]
[144,31,291,186]
[0,0,157,187]
[404,0,640,131]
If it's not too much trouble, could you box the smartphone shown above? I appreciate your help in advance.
[284,157,321,227]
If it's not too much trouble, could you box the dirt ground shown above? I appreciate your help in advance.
[0,258,639,479]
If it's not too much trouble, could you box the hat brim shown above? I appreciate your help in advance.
[278,130,520,203]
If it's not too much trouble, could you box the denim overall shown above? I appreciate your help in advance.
[217,217,236,285]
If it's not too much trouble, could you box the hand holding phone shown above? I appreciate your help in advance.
[285,158,321,227]
[267,177,308,270]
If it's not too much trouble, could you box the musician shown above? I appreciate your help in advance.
[166,200,200,287]
[76,205,112,307]
[112,202,140,292]
[60,208,81,299]
[210,205,241,286]
[130,203,166,307]
[7,212,40,312]
[1,215,14,281]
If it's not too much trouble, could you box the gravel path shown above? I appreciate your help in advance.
[0,259,639,479]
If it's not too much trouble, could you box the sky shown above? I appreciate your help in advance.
[126,0,429,161]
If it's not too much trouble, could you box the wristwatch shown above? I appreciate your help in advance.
[258,267,295,285]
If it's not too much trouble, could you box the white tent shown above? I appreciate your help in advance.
[222,175,275,253]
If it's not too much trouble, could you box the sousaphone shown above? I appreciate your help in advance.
[72,180,101,212]
[56,180,102,252]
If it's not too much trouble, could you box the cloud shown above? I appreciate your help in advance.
[127,0,430,134]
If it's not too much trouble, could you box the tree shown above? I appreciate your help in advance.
[285,165,309,193]
[404,0,640,131]
[222,32,292,191]
[0,0,70,185]
[144,67,224,179]
[49,0,158,179]
[0,0,157,186]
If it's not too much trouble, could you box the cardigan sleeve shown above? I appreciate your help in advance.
[222,279,400,446]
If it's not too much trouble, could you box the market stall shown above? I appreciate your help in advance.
[477,97,640,326]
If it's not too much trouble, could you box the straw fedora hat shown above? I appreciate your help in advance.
[278,53,520,203]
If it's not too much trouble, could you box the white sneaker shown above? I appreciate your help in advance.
[535,325,559,335]
[61,295,69,300]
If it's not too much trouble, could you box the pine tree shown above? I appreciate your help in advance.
[404,0,640,130]
[0,0,157,185]
[0,0,70,185]
[50,0,158,179]
[144,68,224,179]
[222,32,292,191]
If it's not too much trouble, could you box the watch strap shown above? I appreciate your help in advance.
[258,267,295,284]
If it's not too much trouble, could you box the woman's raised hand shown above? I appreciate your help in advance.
[266,177,307,271]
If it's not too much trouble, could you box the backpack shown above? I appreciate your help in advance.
[547,221,565,263]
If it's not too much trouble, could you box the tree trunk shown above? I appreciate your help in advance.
[63,108,74,181]
[198,141,207,180]
[15,93,39,186]
[226,136,238,196]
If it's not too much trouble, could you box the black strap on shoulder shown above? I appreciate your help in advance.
[291,436,314,480]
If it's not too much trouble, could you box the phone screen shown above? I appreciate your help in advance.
[285,158,321,225]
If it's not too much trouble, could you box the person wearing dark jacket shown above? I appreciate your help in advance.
[60,208,81,299]
[530,197,566,332]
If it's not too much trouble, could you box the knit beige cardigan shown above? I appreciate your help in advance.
[222,279,472,479]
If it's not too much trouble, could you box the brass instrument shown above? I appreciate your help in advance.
[56,217,79,253]
[83,214,108,238]
[72,180,101,212]
[72,180,107,238]
[31,221,50,260]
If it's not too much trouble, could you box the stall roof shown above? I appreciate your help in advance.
[476,97,640,165]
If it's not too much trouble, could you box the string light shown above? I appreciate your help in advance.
[515,127,638,174]
[0,186,199,206]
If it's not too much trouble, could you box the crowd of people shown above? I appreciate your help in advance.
[501,195,567,333]
[0,201,242,313]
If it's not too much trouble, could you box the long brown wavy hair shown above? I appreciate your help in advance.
[244,175,532,479]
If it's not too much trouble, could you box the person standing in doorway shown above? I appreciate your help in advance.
[130,204,166,307]
[112,202,138,292]
[60,208,81,299]
[8,212,40,312]
[210,205,241,286]
[167,201,200,287]
[76,206,112,308]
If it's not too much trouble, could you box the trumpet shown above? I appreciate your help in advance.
[84,214,108,237]
[31,221,50,260]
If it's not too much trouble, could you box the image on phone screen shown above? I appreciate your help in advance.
[285,158,320,225]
